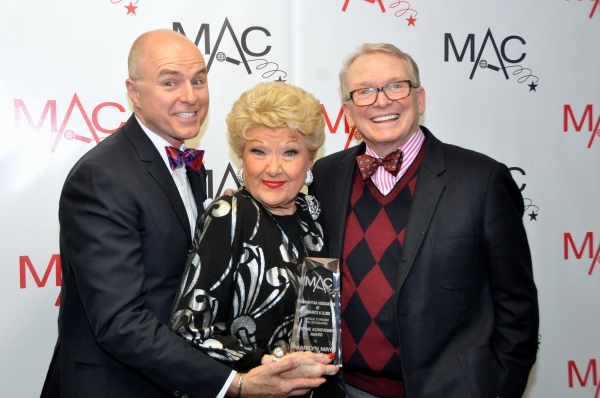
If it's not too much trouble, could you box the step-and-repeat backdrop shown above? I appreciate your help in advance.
[1,0,598,396]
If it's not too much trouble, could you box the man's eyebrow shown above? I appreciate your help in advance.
[158,69,180,78]
[352,77,405,88]
[157,67,207,78]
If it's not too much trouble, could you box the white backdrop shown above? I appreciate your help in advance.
[1,0,599,396]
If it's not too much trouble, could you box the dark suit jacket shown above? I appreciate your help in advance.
[41,115,232,398]
[311,127,538,398]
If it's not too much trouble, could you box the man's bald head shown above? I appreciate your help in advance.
[128,29,196,80]
[125,29,209,147]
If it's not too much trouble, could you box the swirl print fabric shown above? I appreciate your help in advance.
[169,188,327,370]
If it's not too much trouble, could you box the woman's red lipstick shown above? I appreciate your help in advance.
[262,180,286,189]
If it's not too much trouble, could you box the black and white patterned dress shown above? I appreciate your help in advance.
[169,187,327,371]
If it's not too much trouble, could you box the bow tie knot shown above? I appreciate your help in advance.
[165,146,204,172]
[356,149,403,180]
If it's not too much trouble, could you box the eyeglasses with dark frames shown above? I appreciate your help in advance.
[346,80,418,107]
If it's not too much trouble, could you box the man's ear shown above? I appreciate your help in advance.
[342,102,355,129]
[417,86,426,116]
[126,78,141,109]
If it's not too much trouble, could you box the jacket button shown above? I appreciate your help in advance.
[174,391,180,397]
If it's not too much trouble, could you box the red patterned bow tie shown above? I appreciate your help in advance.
[165,146,205,172]
[356,149,404,180]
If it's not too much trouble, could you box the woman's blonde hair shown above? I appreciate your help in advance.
[227,82,325,161]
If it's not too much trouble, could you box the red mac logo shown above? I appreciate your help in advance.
[564,232,600,275]
[568,359,600,397]
[321,104,360,150]
[109,0,139,16]
[342,0,418,27]
[14,93,127,152]
[19,255,62,306]
[565,0,599,18]
[564,105,600,148]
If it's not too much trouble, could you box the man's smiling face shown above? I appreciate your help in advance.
[126,30,209,147]
[343,51,426,157]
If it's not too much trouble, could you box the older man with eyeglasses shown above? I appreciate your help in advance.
[311,43,539,398]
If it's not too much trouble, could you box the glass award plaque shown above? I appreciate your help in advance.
[290,257,342,366]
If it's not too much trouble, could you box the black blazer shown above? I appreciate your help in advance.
[41,115,232,397]
[311,127,539,398]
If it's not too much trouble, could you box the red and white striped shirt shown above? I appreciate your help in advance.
[364,128,426,195]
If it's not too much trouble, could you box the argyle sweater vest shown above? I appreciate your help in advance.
[341,146,425,398]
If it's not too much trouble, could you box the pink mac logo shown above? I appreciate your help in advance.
[14,94,127,152]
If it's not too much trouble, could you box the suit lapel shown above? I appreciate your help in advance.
[122,115,193,244]
[396,128,446,290]
[328,143,365,259]
[187,166,207,218]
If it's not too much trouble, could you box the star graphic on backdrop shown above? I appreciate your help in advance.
[528,211,538,221]
[528,81,538,92]
[406,15,417,26]
[125,2,138,15]
[276,76,287,83]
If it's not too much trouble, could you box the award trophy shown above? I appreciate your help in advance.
[290,257,342,366]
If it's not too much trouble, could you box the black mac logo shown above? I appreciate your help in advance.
[304,274,333,293]
[444,29,539,91]
[509,167,539,221]
[173,18,287,80]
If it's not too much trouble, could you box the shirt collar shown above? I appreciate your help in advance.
[364,127,425,159]
[135,115,186,172]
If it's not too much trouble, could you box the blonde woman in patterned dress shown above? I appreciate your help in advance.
[170,81,339,396]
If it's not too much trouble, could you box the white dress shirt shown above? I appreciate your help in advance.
[136,117,198,239]
[136,117,236,397]
[364,128,426,196]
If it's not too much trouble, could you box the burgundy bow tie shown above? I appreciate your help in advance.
[165,146,205,172]
[356,149,403,180]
